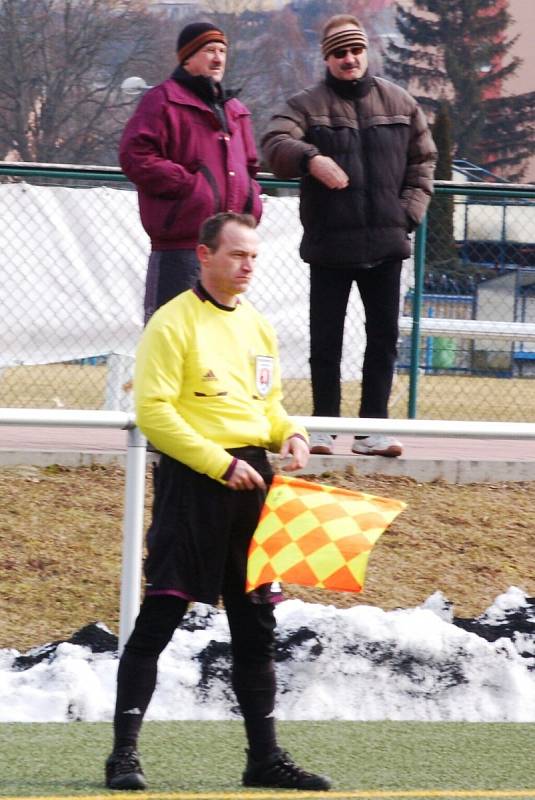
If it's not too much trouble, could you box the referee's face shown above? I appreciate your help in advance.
[198,221,259,307]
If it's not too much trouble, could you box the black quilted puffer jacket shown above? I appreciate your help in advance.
[262,71,437,267]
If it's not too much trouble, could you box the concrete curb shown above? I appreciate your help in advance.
[2,448,535,484]
[302,454,535,484]
[0,450,126,468]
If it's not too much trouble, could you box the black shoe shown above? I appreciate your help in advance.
[105,747,147,790]
[243,748,332,791]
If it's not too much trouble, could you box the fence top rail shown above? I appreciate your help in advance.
[0,161,123,174]
[399,317,535,341]
[1,162,534,197]
[0,408,135,429]
[0,162,277,176]
[434,179,535,193]
[296,416,535,440]
[2,408,535,440]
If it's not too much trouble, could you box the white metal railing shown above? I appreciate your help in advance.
[300,415,535,440]
[0,408,146,652]
[3,408,535,651]
[0,408,135,428]
[399,317,535,341]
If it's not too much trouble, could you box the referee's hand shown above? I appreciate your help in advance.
[226,459,266,491]
[279,435,309,472]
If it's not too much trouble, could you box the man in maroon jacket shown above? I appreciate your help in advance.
[120,21,262,322]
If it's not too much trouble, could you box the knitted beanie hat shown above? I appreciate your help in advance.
[321,24,368,60]
[177,22,227,65]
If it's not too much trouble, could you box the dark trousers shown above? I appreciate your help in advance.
[144,249,200,323]
[113,594,277,757]
[309,259,402,419]
[114,447,278,759]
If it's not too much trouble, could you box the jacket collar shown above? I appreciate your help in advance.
[171,65,236,105]
[194,281,239,311]
[325,68,373,100]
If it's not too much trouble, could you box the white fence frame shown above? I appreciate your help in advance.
[5,318,535,415]
[3,407,535,651]
[90,319,535,412]
[399,317,535,340]
[0,408,145,651]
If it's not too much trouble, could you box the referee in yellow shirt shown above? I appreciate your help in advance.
[105,212,332,793]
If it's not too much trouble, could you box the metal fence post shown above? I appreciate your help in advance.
[118,425,147,653]
[104,353,135,411]
[408,215,428,418]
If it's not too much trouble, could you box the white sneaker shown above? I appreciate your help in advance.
[351,434,402,457]
[309,432,334,455]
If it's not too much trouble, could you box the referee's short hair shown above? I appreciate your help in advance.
[199,212,257,251]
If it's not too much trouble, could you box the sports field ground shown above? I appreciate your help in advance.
[1,720,534,799]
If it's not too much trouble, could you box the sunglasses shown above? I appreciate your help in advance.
[332,46,364,59]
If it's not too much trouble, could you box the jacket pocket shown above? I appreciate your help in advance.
[248,178,263,221]
[242,180,254,214]
[159,169,217,239]
[242,177,262,218]
[198,165,222,214]
[163,196,184,231]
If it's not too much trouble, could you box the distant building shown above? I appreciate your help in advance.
[147,1,197,21]
[506,0,535,181]
[147,0,292,12]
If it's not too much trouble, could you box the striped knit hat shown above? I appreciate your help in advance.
[321,24,368,60]
[177,22,227,65]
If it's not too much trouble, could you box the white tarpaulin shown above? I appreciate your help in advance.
[0,182,146,368]
[0,182,413,384]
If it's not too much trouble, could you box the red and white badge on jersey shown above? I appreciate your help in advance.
[255,355,274,397]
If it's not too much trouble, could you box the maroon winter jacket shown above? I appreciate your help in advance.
[119,76,262,251]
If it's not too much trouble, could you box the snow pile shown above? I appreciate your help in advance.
[2,587,534,723]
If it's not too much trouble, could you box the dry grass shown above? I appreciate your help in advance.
[327,374,535,422]
[1,463,534,652]
[386,373,535,422]
[3,366,535,421]
[0,363,107,409]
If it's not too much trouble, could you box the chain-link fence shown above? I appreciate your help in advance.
[1,163,534,421]
[402,182,535,421]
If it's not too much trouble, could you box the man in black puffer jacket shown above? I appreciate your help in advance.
[262,14,436,457]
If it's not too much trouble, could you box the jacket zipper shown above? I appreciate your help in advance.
[354,99,370,262]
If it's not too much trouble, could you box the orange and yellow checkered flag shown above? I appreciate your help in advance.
[246,474,406,594]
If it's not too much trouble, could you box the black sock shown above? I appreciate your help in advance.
[233,663,277,761]
[113,650,158,751]
[111,595,188,752]
[243,711,277,761]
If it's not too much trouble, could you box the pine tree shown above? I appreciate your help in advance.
[385,0,535,181]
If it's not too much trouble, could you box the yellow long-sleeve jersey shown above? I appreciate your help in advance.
[135,287,307,481]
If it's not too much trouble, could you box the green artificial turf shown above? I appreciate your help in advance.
[1,721,535,798]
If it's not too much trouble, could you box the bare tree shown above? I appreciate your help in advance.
[0,0,163,164]
[241,7,312,141]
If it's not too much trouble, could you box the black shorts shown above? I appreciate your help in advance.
[144,447,277,605]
